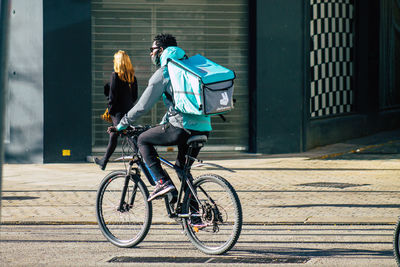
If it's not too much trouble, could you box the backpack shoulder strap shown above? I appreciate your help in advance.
[164,90,173,102]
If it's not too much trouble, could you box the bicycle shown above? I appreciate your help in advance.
[95,125,242,255]
[394,218,400,265]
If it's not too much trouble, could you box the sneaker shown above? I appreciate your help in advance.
[148,180,176,202]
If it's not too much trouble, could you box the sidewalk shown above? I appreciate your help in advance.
[2,129,400,225]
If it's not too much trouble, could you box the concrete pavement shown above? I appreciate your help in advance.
[2,129,400,225]
[1,224,396,266]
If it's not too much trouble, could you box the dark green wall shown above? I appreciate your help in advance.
[255,0,305,153]
[43,0,91,162]
[305,0,400,149]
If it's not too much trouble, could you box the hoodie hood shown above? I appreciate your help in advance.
[160,46,186,67]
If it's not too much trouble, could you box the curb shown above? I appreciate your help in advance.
[310,140,400,160]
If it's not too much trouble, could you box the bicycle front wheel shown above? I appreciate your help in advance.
[394,217,400,265]
[96,170,152,248]
[182,174,242,255]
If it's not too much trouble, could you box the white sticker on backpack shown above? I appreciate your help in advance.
[220,92,229,106]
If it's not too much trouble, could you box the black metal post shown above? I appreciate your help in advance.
[0,0,11,219]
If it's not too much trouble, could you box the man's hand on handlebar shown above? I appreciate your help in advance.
[107,125,146,135]
[107,126,118,133]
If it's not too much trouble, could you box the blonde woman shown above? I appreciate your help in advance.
[95,50,138,170]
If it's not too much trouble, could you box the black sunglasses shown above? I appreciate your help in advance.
[149,46,160,52]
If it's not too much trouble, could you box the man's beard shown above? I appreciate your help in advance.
[151,53,161,67]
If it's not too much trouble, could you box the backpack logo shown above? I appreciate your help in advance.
[220,92,229,106]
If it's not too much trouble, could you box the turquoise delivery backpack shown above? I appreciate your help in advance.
[166,54,235,115]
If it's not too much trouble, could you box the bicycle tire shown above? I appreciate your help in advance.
[394,217,400,265]
[96,170,152,248]
[182,174,242,255]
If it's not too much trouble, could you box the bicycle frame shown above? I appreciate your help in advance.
[114,130,203,218]
[115,127,235,219]
[158,157,203,217]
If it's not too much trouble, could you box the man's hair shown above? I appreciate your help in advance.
[154,33,177,48]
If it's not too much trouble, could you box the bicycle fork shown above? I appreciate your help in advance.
[117,161,139,212]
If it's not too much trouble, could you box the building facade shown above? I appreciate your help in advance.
[4,0,400,163]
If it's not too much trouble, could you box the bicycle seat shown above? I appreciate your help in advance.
[187,135,208,147]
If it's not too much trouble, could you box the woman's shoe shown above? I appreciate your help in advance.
[94,157,108,170]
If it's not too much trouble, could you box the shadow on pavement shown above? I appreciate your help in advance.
[235,247,393,257]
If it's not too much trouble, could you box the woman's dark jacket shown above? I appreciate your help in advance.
[104,72,138,116]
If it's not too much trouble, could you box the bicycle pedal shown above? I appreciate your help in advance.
[192,224,207,232]
[193,225,206,232]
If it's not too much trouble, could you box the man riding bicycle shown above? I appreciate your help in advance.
[108,33,211,201]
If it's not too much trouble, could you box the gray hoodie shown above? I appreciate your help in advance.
[117,67,185,130]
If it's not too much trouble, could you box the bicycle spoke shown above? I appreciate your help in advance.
[182,174,242,255]
[96,172,152,247]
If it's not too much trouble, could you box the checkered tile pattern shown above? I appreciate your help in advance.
[310,0,355,118]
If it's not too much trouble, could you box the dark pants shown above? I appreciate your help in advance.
[137,123,208,183]
[102,112,124,162]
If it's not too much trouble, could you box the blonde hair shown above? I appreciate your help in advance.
[113,50,135,83]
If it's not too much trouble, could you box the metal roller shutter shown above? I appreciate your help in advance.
[91,0,248,153]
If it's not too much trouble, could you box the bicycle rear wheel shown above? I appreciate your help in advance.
[394,217,400,265]
[182,174,242,255]
[96,170,152,248]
